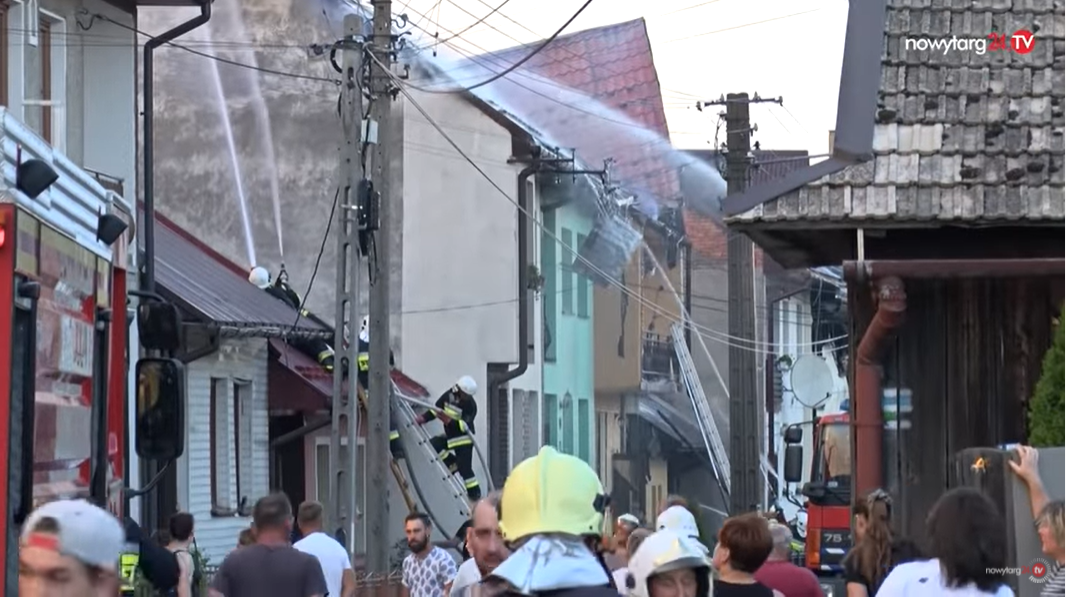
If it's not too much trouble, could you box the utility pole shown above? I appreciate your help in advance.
[703,92,781,514]
[365,0,395,575]
[330,13,364,556]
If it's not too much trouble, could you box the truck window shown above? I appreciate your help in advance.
[815,422,852,483]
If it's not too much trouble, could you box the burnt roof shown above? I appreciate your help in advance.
[155,216,329,338]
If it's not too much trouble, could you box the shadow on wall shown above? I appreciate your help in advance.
[139,0,348,319]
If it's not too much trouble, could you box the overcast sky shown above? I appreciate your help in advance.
[396,0,850,158]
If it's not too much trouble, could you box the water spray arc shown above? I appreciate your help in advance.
[206,23,257,268]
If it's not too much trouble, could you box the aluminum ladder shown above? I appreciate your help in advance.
[671,321,731,493]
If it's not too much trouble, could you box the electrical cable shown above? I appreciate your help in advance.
[406,0,596,93]
[659,8,825,44]
[369,51,847,354]
[89,12,341,84]
[430,0,515,49]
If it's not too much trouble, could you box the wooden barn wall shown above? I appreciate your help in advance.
[848,276,1064,542]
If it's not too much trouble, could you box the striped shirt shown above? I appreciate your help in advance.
[1040,563,1064,597]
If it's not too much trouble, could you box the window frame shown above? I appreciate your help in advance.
[560,227,574,316]
[576,233,589,319]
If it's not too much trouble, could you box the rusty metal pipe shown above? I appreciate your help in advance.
[854,276,906,495]
[844,259,1064,281]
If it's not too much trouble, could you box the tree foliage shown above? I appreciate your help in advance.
[1028,305,1064,447]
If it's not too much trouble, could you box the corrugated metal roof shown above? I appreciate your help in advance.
[156,218,328,337]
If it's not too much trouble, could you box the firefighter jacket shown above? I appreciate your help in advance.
[425,389,477,449]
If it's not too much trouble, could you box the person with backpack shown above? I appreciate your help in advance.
[166,512,203,597]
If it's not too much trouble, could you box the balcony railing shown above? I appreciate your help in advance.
[641,333,678,380]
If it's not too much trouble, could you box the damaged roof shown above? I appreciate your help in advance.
[155,216,329,337]
[729,0,1065,226]
[467,18,681,205]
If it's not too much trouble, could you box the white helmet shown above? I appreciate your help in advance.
[657,506,703,548]
[455,375,477,396]
[248,266,271,289]
[626,530,711,597]
[358,315,369,343]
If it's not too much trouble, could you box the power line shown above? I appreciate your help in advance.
[410,0,596,93]
[89,12,340,84]
[370,52,846,354]
[430,0,515,49]
[659,8,825,44]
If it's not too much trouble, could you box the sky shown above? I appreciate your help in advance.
[396,0,851,159]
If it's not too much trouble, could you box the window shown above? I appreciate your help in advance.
[543,394,558,448]
[577,398,590,464]
[541,211,557,362]
[0,1,9,106]
[560,228,574,316]
[561,394,575,455]
[233,380,253,512]
[596,411,609,480]
[209,378,233,512]
[24,8,66,150]
[576,233,589,319]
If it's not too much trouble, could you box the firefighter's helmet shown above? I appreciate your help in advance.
[498,446,608,542]
[248,266,271,289]
[455,375,477,396]
[359,315,370,343]
[626,530,711,597]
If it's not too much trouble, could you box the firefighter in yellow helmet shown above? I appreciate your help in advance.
[625,529,712,597]
[479,446,619,597]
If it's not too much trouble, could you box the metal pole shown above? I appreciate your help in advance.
[331,13,364,553]
[366,0,394,574]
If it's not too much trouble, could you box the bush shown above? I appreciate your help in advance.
[1029,305,1064,447]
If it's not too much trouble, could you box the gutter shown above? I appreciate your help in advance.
[141,1,212,292]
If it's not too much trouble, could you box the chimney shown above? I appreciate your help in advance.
[828,130,836,153]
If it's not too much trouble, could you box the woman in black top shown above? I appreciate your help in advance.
[711,514,777,597]
[842,490,921,596]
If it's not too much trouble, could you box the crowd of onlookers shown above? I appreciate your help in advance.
[13,445,1065,597]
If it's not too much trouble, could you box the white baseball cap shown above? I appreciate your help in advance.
[20,499,125,571]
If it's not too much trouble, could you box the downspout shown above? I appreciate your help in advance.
[141,1,212,292]
[852,274,906,495]
[489,164,537,395]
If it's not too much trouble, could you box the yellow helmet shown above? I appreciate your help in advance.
[498,446,609,542]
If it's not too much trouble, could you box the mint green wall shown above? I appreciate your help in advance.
[541,202,595,465]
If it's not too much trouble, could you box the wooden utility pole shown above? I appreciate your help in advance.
[329,13,364,555]
[703,92,780,514]
[365,0,394,574]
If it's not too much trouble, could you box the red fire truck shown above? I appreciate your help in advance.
[0,201,132,579]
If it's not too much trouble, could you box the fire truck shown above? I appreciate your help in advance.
[0,166,135,586]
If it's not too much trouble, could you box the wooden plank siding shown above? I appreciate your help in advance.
[177,338,270,564]
[849,276,1064,542]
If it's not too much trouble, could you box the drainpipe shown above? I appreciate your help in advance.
[141,1,212,292]
[852,275,906,495]
[489,164,537,398]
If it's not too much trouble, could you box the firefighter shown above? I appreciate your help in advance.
[249,266,335,372]
[627,529,713,597]
[416,375,481,501]
[355,315,403,459]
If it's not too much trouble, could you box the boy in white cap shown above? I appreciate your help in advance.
[18,499,126,597]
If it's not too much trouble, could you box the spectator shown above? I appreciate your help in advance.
[121,516,181,594]
[19,499,126,597]
[165,512,202,597]
[450,492,509,595]
[627,529,712,597]
[876,487,1013,596]
[294,501,355,597]
[754,522,822,597]
[402,512,457,597]
[237,528,256,549]
[842,489,921,597]
[605,514,641,571]
[209,493,327,597]
[613,527,652,594]
[711,514,777,597]
[662,495,690,514]
[1009,445,1065,596]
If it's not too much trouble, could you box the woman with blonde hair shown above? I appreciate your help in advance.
[1009,445,1065,595]
[842,490,920,596]
[236,528,256,548]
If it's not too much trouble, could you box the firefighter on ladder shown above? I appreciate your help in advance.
[249,266,336,371]
[416,376,482,501]
[354,315,404,458]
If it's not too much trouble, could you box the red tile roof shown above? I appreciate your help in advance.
[681,150,810,262]
[476,18,679,203]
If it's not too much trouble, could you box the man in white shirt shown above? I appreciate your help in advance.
[293,501,355,597]
[450,492,509,596]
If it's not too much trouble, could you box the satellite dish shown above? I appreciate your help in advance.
[790,354,834,407]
